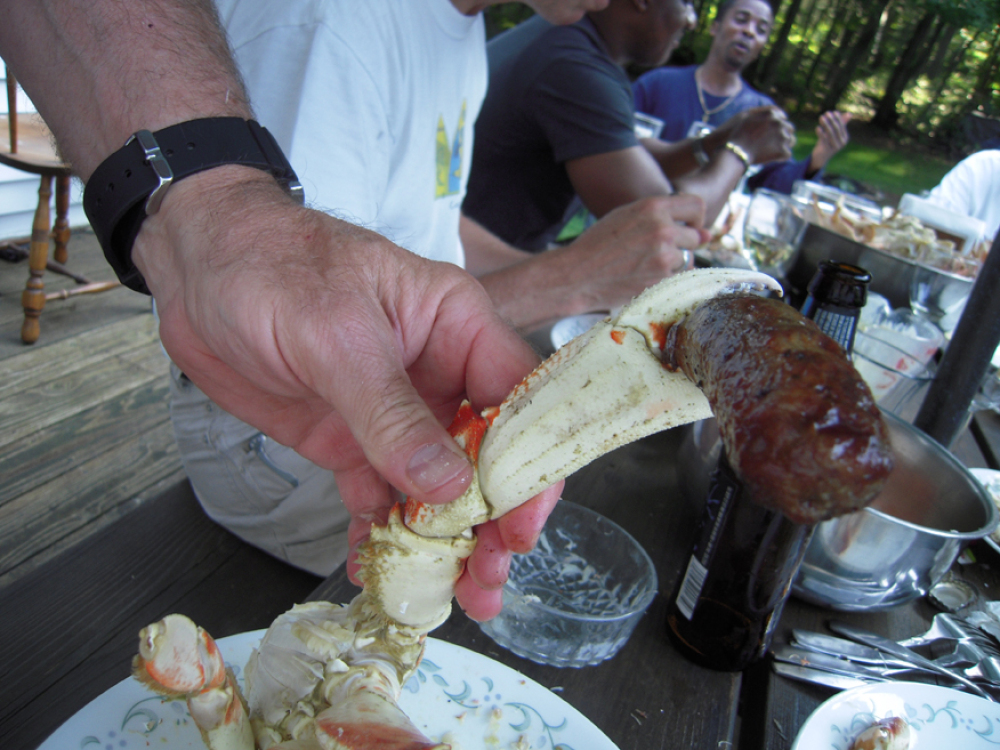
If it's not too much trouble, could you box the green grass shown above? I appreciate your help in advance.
[792,121,957,200]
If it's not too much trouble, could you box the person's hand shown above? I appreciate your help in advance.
[809,111,852,174]
[728,105,796,165]
[134,165,560,620]
[536,195,708,315]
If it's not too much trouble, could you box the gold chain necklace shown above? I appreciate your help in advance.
[695,68,740,123]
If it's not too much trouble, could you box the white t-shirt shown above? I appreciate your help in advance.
[926,149,1000,241]
[215,0,487,266]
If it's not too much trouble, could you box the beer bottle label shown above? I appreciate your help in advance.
[810,307,857,352]
[675,458,741,620]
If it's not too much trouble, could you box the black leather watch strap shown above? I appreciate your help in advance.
[84,117,303,294]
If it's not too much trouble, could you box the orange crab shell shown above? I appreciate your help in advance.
[403,401,490,525]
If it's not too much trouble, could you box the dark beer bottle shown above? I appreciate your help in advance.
[665,261,871,671]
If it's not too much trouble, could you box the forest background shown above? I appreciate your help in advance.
[485,0,1000,202]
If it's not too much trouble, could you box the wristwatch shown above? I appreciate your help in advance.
[692,138,711,168]
[84,117,304,294]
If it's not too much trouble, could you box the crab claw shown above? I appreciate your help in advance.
[314,689,448,749]
[398,268,779,537]
[133,614,253,750]
[365,269,779,630]
[479,268,781,516]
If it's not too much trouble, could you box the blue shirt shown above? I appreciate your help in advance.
[632,65,815,194]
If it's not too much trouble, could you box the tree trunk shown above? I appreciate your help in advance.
[871,10,939,129]
[923,24,959,82]
[757,0,807,91]
[798,0,852,112]
[915,27,981,123]
[816,0,862,103]
[787,0,828,84]
[966,25,1000,116]
[867,0,899,72]
[820,0,893,112]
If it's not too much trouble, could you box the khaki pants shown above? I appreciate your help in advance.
[168,364,350,576]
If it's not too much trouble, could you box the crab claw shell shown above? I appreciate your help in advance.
[133,613,227,695]
[359,506,476,630]
[133,614,253,750]
[314,689,448,749]
[479,268,781,517]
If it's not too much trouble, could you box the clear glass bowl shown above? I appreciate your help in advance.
[478,500,657,668]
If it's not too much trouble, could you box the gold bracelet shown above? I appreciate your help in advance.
[724,142,751,171]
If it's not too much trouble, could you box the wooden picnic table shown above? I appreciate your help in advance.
[5,412,1000,750]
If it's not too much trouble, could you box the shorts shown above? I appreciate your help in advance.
[168,364,350,576]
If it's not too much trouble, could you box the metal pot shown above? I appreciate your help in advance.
[786,223,974,311]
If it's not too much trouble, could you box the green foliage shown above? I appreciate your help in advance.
[926,0,1000,29]
[484,6,535,39]
[793,118,956,198]
[485,0,1000,160]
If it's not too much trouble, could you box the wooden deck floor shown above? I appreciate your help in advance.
[0,227,184,591]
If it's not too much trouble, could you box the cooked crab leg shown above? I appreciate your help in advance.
[133,615,253,750]
[134,268,893,750]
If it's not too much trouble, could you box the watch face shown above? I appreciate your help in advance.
[687,121,716,139]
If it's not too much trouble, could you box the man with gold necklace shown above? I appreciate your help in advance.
[633,0,851,194]
[464,0,795,253]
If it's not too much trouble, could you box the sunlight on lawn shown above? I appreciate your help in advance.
[793,125,956,200]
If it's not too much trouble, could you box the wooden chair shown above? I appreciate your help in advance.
[0,67,118,344]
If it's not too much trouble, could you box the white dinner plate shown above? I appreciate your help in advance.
[791,681,1000,749]
[38,631,617,750]
[970,468,1000,556]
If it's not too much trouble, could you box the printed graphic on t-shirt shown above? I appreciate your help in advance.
[435,99,467,198]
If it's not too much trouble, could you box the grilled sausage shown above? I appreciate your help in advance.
[664,294,893,524]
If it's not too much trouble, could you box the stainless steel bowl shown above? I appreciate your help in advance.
[793,410,999,611]
[786,224,974,310]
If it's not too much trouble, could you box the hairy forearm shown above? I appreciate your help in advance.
[460,214,532,276]
[478,246,598,333]
[0,0,251,179]
[461,214,577,331]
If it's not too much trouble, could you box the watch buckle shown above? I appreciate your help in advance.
[131,129,174,215]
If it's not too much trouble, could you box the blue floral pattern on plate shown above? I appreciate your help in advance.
[792,681,1000,749]
[38,632,617,750]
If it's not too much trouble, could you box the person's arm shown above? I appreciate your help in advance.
[566,106,794,227]
[636,110,751,180]
[0,0,553,621]
[1,0,250,178]
[746,111,849,194]
[460,213,534,276]
[745,158,811,194]
[807,111,851,176]
[564,145,676,217]
[465,198,707,333]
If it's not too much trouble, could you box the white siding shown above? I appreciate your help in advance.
[0,66,90,241]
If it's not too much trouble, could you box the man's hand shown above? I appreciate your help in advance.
[809,111,852,174]
[556,194,706,302]
[727,105,796,165]
[478,195,707,332]
[136,166,557,620]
